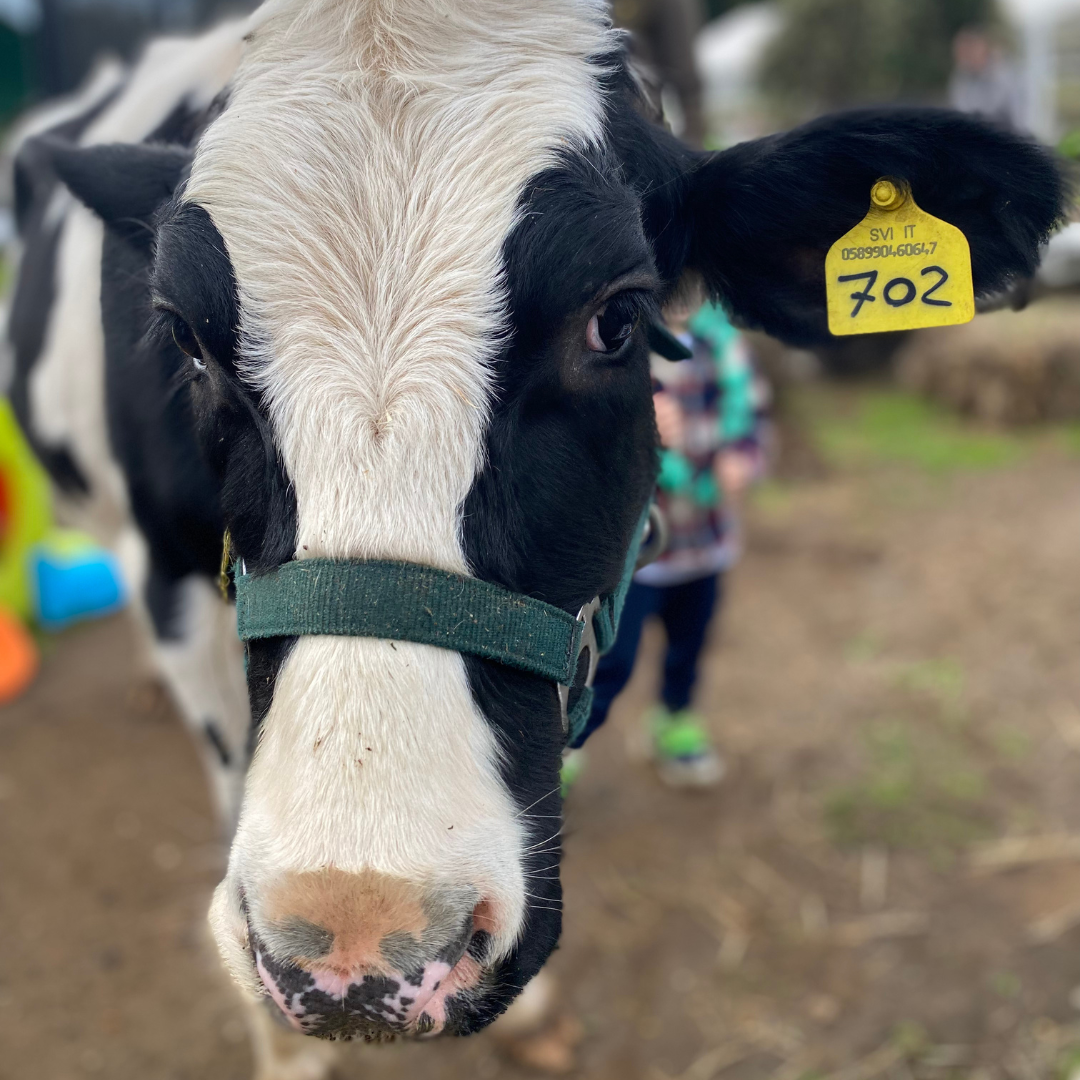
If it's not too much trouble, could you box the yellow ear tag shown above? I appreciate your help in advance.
[825,178,974,336]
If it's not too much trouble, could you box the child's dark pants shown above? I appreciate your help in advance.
[571,573,722,748]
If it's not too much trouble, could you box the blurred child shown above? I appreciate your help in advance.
[566,282,766,789]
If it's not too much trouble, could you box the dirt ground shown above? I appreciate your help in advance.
[4,386,1080,1080]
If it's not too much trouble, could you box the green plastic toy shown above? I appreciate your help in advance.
[0,396,52,620]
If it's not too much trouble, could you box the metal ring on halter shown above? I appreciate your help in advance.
[635,502,668,570]
[557,595,601,733]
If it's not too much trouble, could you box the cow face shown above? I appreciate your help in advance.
[49,0,1064,1041]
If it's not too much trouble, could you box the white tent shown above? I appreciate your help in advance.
[694,2,782,144]
[1002,0,1080,17]
[986,0,1080,139]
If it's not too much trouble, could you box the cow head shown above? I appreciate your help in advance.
[48,0,1064,1041]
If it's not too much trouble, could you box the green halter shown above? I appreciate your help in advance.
[233,502,657,745]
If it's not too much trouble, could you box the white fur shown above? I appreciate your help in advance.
[27,208,127,533]
[82,19,247,145]
[3,58,125,152]
[186,0,615,966]
[152,574,252,825]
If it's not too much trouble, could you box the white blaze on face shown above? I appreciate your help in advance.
[187,0,614,964]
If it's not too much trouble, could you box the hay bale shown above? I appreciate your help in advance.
[895,301,1080,424]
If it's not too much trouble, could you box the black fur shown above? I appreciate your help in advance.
[688,108,1070,344]
[204,719,233,767]
[463,149,659,611]
[98,198,224,596]
[150,201,298,573]
[603,73,1068,344]
[11,80,123,232]
[10,95,299,746]
[50,141,192,248]
[457,149,662,1024]
[151,199,300,729]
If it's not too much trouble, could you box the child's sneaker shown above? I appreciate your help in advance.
[560,748,587,797]
[648,706,726,789]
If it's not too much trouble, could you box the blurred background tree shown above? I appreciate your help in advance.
[760,0,1003,116]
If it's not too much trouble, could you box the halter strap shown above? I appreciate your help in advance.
[232,500,656,746]
[235,558,585,686]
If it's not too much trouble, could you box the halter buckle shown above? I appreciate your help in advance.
[635,503,668,570]
[558,596,601,734]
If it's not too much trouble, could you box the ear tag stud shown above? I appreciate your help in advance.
[825,178,974,336]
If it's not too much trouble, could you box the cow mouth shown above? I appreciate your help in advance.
[248,921,491,1040]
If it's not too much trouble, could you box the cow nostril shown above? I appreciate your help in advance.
[471,898,496,934]
[272,915,335,961]
[467,899,497,963]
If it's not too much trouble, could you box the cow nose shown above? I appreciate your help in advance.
[248,868,488,1039]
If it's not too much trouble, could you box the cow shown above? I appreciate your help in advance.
[4,0,1066,1075]
[6,20,253,817]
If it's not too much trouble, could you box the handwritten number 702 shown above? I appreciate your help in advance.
[838,266,952,318]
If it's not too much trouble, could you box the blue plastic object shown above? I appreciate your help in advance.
[29,531,127,631]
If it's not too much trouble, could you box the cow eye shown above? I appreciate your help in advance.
[171,317,206,369]
[586,291,644,354]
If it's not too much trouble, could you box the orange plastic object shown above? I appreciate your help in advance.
[0,609,38,704]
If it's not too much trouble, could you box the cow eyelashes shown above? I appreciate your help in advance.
[586,290,648,355]
[169,316,206,369]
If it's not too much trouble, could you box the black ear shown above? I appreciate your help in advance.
[685,109,1070,345]
[12,79,123,235]
[43,139,191,246]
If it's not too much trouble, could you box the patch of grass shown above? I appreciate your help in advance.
[992,726,1033,762]
[1056,1043,1080,1080]
[1056,423,1080,458]
[845,631,883,663]
[825,719,992,854]
[749,479,796,517]
[809,389,1027,474]
[990,970,1022,1000]
[891,1020,930,1057]
[895,657,966,723]
[1006,805,1041,835]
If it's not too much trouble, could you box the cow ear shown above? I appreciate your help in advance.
[44,140,191,242]
[683,109,1070,345]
